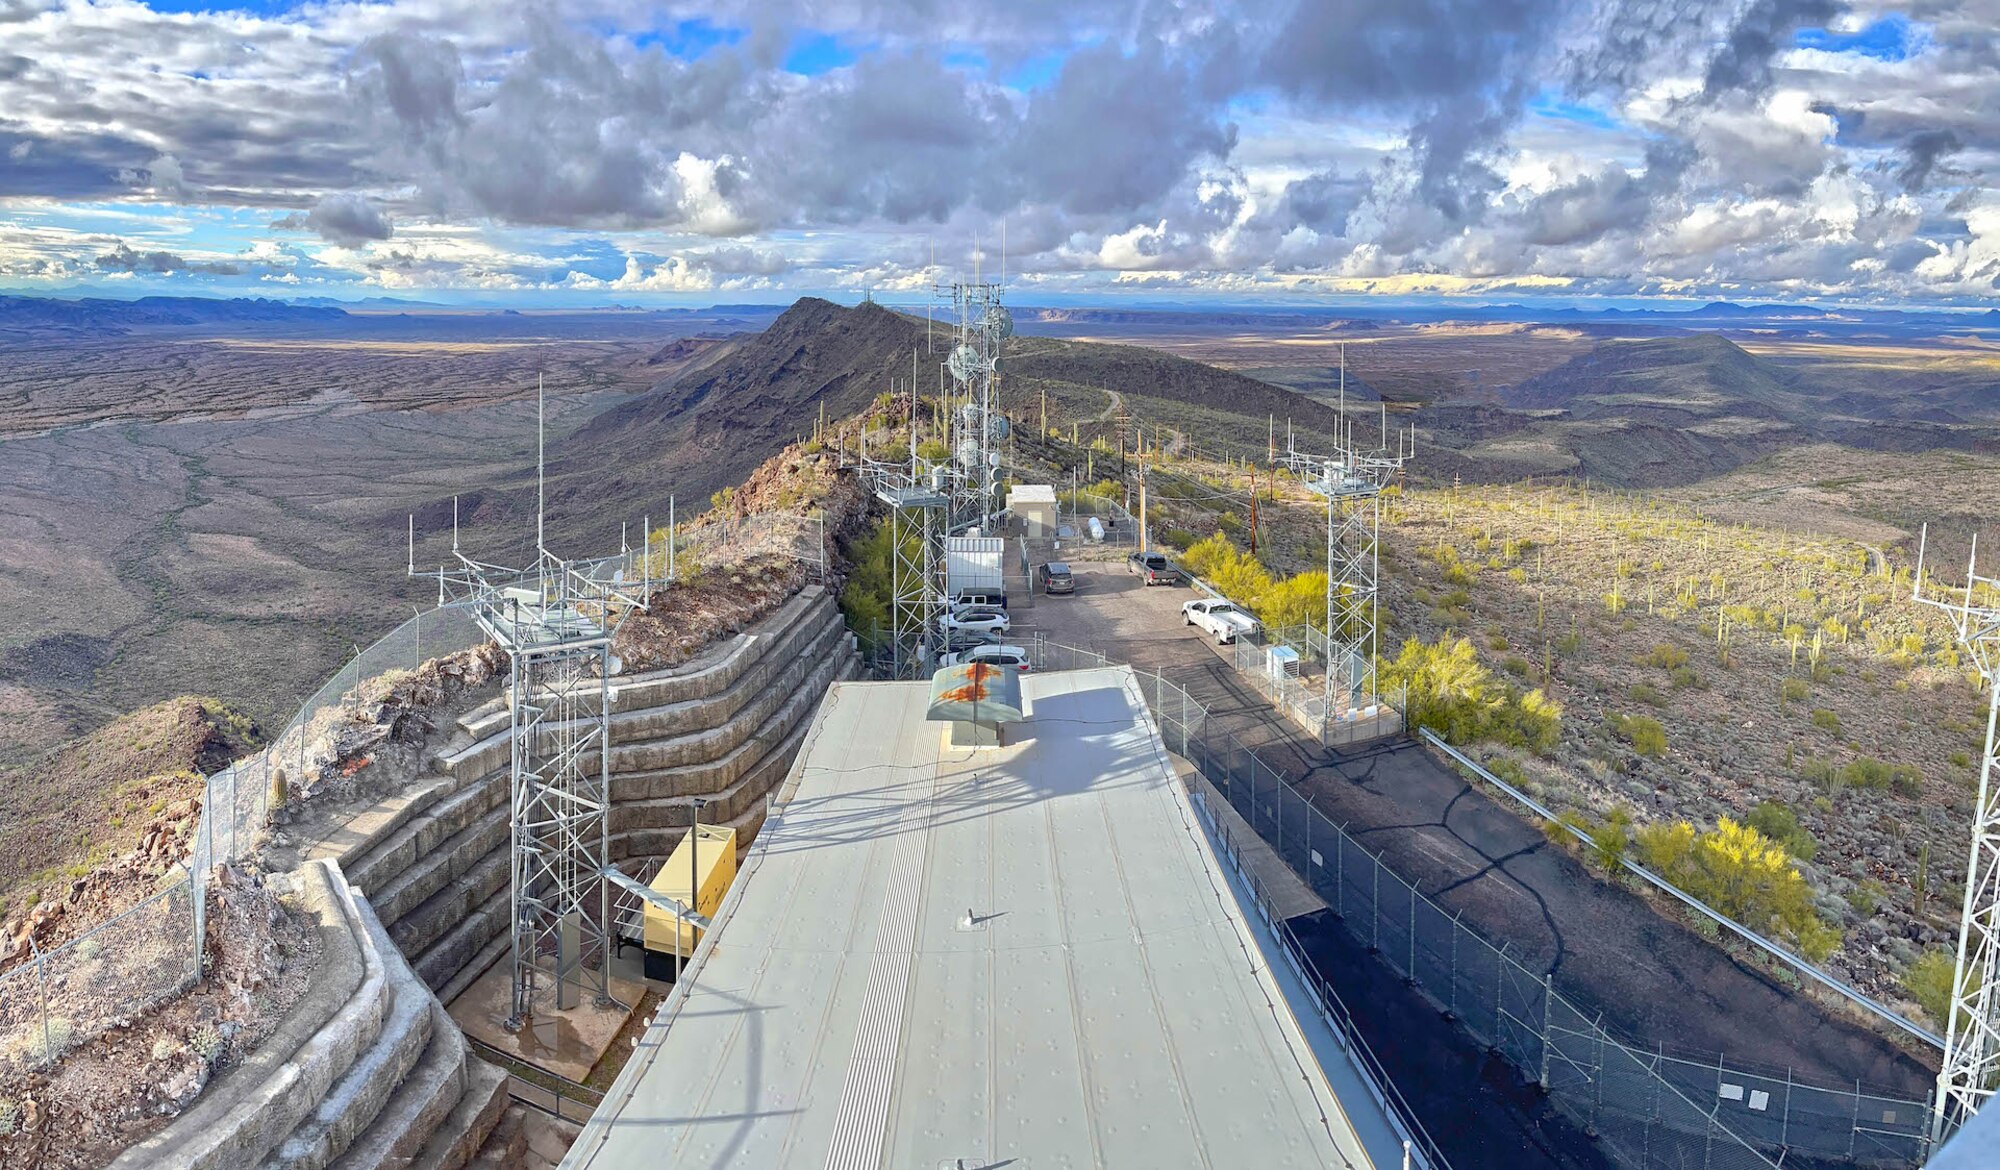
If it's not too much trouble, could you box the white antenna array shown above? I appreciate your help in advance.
[1918,525,2000,1144]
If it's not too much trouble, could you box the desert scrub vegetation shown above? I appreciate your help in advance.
[1176,532,1334,633]
[1377,635,1562,753]
[1632,817,1841,961]
[1368,477,1989,993]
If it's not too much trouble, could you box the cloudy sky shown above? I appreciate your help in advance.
[0,0,1994,305]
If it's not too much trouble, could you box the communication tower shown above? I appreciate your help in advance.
[1282,348,1413,742]
[410,379,650,1027]
[1918,528,2000,1143]
[853,278,1009,677]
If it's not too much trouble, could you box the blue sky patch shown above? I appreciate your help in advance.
[628,19,746,60]
[1527,91,1622,131]
[1793,15,1916,60]
[784,32,871,75]
[139,0,304,15]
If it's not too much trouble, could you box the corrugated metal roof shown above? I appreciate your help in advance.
[566,666,1401,1170]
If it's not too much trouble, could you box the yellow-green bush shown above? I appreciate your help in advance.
[1612,713,1668,757]
[1905,950,1967,1031]
[1632,817,1838,960]
[1379,636,1563,755]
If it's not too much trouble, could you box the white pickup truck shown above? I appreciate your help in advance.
[1182,598,1259,645]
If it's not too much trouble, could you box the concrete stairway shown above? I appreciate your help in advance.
[108,860,507,1170]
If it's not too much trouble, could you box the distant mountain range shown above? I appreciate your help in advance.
[0,294,346,334]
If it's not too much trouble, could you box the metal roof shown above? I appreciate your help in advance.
[564,666,1403,1170]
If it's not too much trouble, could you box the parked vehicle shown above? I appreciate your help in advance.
[1038,562,1075,594]
[938,606,1011,637]
[1127,550,1180,586]
[934,629,1002,658]
[1183,598,1259,645]
[940,643,1031,670]
[950,588,1009,612]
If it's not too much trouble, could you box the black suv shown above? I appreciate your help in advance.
[1038,562,1075,594]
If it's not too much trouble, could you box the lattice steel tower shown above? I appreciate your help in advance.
[852,279,1008,677]
[411,381,649,1026]
[1282,355,1412,741]
[1919,528,2000,1143]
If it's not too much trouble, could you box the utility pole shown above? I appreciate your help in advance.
[1137,459,1149,553]
[1249,467,1259,555]
[1040,387,1047,439]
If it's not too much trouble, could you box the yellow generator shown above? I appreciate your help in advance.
[642,823,736,981]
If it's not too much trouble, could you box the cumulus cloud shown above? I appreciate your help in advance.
[95,241,241,276]
[0,0,1993,302]
[273,193,396,245]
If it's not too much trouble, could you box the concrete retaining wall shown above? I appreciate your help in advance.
[322,587,856,1004]
[108,860,504,1170]
[117,584,856,1170]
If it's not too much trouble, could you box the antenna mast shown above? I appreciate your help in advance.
[410,377,650,1028]
[1283,375,1412,747]
[1920,527,2000,1144]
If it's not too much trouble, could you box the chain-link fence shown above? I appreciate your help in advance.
[0,510,829,1089]
[1023,637,1935,1170]
[0,600,491,1086]
[1058,493,1141,549]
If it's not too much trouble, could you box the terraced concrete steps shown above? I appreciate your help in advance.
[107,862,500,1170]
[262,898,436,1170]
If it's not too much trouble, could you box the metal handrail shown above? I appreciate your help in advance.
[1419,728,1945,1051]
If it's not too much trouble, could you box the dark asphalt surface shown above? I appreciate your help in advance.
[1012,557,1936,1133]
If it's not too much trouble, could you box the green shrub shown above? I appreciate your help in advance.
[1668,666,1701,689]
[1612,713,1667,757]
[1380,636,1563,754]
[1591,808,1633,872]
[1641,643,1689,670]
[1780,678,1809,702]
[1629,683,1665,707]
[1810,708,1842,734]
[1745,800,1817,862]
[1502,655,1530,677]
[1835,756,1922,795]
[1905,950,1966,1032]
[1633,817,1835,956]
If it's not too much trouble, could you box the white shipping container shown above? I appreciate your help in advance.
[944,536,1006,595]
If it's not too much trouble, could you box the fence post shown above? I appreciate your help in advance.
[1781,1067,1792,1149]
[1449,913,1460,1019]
[1539,973,1554,1089]
[30,937,51,1067]
[1496,944,1509,1047]
[1850,1079,1861,1159]
[1371,852,1381,952]
[1335,824,1344,911]
[1593,1012,1605,1134]
[187,861,203,984]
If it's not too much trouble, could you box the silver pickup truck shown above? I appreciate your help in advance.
[1182,598,1259,645]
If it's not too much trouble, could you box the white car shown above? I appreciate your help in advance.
[1183,598,1259,645]
[941,644,1030,671]
[938,607,1011,637]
